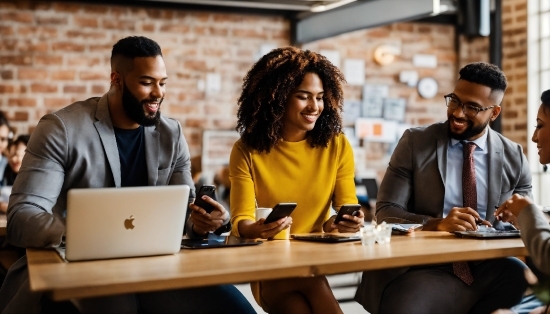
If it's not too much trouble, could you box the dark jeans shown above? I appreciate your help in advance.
[378,257,528,314]
[73,285,256,314]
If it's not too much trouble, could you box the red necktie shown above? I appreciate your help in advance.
[453,142,477,285]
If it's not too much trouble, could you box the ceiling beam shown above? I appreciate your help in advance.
[293,0,442,44]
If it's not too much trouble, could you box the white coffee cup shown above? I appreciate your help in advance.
[255,207,272,221]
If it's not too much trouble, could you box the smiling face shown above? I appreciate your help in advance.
[532,105,550,164]
[282,72,324,142]
[7,142,26,174]
[120,56,167,127]
[447,79,502,141]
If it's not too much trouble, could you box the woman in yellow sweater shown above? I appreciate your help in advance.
[229,46,363,313]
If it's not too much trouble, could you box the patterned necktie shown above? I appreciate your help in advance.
[453,141,477,285]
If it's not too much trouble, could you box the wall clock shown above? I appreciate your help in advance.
[417,77,438,99]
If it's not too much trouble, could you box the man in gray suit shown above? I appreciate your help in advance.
[0,36,254,313]
[355,62,531,314]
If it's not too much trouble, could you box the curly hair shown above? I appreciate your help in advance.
[236,46,346,153]
[459,62,507,93]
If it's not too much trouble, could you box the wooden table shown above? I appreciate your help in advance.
[27,231,527,301]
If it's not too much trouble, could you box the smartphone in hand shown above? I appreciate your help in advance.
[194,185,218,213]
[334,204,361,224]
[264,203,297,224]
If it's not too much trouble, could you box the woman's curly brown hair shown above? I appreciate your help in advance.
[236,46,346,153]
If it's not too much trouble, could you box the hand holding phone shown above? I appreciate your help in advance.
[193,185,218,213]
[334,204,361,224]
[264,203,297,224]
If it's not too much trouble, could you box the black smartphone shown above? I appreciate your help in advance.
[334,204,361,224]
[263,202,297,224]
[194,185,217,213]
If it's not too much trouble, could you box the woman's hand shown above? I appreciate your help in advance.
[324,210,364,233]
[238,217,293,239]
[495,194,534,226]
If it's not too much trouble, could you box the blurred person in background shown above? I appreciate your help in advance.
[1,135,30,213]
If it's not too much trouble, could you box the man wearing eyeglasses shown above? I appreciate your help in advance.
[355,62,532,314]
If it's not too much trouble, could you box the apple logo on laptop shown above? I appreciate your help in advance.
[124,215,135,230]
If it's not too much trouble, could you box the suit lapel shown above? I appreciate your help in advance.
[94,95,122,188]
[144,126,160,186]
[437,122,449,186]
[486,128,503,222]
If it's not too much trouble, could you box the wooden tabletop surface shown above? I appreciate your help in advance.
[27,231,527,301]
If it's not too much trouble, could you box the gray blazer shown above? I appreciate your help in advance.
[518,205,550,276]
[355,121,532,314]
[0,95,195,313]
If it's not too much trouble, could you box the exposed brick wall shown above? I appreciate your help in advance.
[0,1,290,155]
[303,23,458,178]
[501,0,528,149]
[1,0,525,180]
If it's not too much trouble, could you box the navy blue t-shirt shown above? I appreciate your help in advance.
[114,126,148,187]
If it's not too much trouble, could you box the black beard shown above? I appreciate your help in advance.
[121,84,162,127]
[448,116,490,141]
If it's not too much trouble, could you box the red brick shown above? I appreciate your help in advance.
[17,26,58,38]
[12,111,29,122]
[34,55,63,66]
[18,68,48,80]
[102,20,135,31]
[36,15,68,25]
[44,98,72,108]
[89,43,112,52]
[141,24,156,32]
[395,23,415,32]
[9,98,36,107]
[92,85,108,94]
[184,118,207,128]
[73,16,99,28]
[52,3,80,13]
[232,28,267,40]
[0,12,33,23]
[0,26,14,36]
[51,70,75,80]
[0,56,32,66]
[80,71,106,80]
[1,70,14,80]
[31,83,57,93]
[67,56,101,67]
[52,42,86,52]
[63,85,87,93]
[0,85,15,93]
[160,24,190,33]
[182,61,207,71]
[82,4,108,14]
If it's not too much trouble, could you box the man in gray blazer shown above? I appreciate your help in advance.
[355,62,532,314]
[0,36,254,313]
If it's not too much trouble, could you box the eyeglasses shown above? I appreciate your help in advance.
[444,94,496,118]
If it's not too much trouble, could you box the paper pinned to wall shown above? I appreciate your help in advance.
[320,49,341,68]
[205,73,221,95]
[344,59,365,85]
[413,54,437,68]
[355,118,398,143]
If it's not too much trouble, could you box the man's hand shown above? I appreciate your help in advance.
[435,207,491,232]
[189,195,228,235]
[238,217,292,239]
[325,210,365,233]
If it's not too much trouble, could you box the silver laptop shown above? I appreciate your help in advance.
[63,185,190,262]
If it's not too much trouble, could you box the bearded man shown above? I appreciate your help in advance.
[355,62,532,314]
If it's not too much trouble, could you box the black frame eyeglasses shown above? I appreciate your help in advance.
[444,94,495,118]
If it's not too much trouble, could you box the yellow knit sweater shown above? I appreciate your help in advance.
[229,134,358,236]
